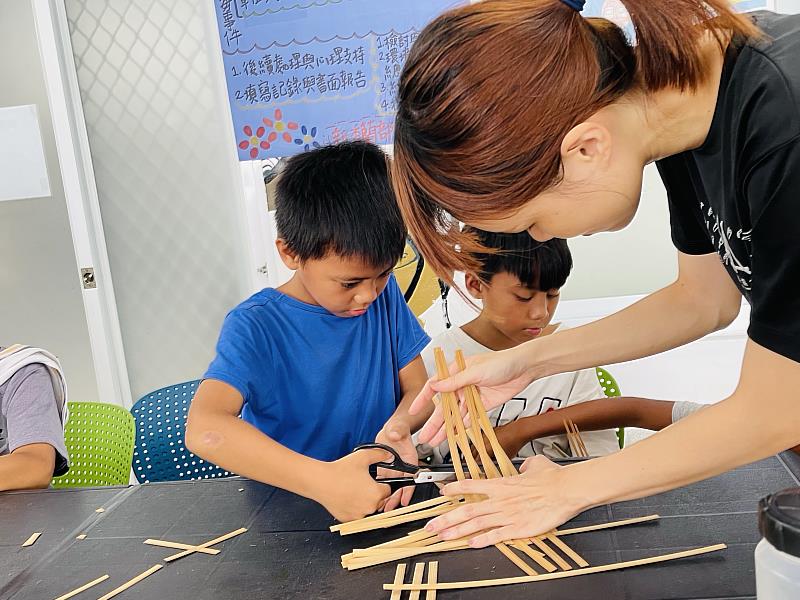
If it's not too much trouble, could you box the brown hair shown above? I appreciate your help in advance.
[391,0,760,282]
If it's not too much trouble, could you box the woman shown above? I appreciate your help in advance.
[391,0,800,547]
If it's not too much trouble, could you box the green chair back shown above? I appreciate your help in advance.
[51,401,135,488]
[595,367,624,449]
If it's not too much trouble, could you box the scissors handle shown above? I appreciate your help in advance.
[353,443,419,482]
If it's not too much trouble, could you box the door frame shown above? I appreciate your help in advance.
[31,0,132,408]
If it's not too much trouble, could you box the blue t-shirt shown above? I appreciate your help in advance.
[204,276,430,461]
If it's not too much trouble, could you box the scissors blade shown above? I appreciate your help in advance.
[414,470,457,484]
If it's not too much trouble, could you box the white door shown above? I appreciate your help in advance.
[0,0,125,406]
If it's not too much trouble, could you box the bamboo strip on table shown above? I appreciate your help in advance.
[383,544,728,592]
[21,532,42,547]
[409,562,426,600]
[545,533,589,568]
[336,502,458,535]
[389,563,407,600]
[143,539,221,555]
[96,565,163,600]
[364,528,437,549]
[163,527,247,562]
[556,515,660,536]
[53,574,110,600]
[495,542,538,576]
[343,539,471,570]
[529,536,572,571]
[511,541,557,573]
[330,496,453,532]
[426,561,438,600]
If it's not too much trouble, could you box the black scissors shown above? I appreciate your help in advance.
[354,443,455,492]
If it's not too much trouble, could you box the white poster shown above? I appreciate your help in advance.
[0,104,51,202]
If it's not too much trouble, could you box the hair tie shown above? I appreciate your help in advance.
[561,0,585,12]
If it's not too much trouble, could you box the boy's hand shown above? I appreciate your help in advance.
[375,420,418,512]
[322,448,393,522]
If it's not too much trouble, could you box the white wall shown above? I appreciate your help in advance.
[0,0,99,403]
[774,1,800,15]
[562,164,677,301]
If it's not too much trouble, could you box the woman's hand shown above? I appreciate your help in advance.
[410,344,541,446]
[423,456,587,547]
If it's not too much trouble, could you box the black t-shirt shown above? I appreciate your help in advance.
[656,11,800,363]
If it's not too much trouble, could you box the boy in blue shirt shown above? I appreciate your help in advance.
[186,142,431,522]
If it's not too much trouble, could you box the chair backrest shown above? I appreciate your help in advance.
[51,402,135,488]
[131,380,233,483]
[596,367,624,449]
[596,367,621,397]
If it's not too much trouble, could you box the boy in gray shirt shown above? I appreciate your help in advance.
[0,346,69,491]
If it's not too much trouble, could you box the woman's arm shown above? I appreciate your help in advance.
[426,339,800,546]
[413,252,742,445]
[185,379,392,522]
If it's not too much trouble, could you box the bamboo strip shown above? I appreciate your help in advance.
[572,422,589,457]
[563,419,578,457]
[465,381,517,477]
[96,565,162,600]
[426,561,438,600]
[365,528,436,550]
[343,539,470,570]
[511,541,557,573]
[455,350,502,479]
[143,539,220,555]
[529,536,572,571]
[409,562,426,600]
[163,527,247,562]
[21,532,42,547]
[53,574,110,600]
[330,496,452,532]
[389,563,407,600]
[496,542,538,576]
[434,348,479,480]
[336,503,457,535]
[545,534,589,568]
[557,515,660,536]
[383,544,728,592]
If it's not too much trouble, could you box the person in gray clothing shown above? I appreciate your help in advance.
[0,346,69,491]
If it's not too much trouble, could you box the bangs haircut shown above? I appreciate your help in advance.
[275,141,406,269]
[467,228,572,291]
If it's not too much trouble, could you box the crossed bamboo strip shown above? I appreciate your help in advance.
[336,347,594,574]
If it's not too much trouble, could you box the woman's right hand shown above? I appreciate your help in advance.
[410,343,541,446]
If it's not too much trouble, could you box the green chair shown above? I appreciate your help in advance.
[51,401,135,488]
[596,367,624,449]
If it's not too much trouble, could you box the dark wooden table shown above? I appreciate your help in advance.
[2,454,798,599]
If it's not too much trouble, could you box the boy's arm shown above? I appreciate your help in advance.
[186,379,393,522]
[0,443,56,491]
[376,356,432,510]
[493,398,675,459]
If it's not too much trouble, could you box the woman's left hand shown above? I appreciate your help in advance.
[424,455,587,547]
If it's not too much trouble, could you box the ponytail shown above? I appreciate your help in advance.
[620,0,760,91]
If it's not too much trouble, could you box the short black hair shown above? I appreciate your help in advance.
[275,141,406,268]
[466,228,572,291]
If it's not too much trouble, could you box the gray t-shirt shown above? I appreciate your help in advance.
[0,361,69,476]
